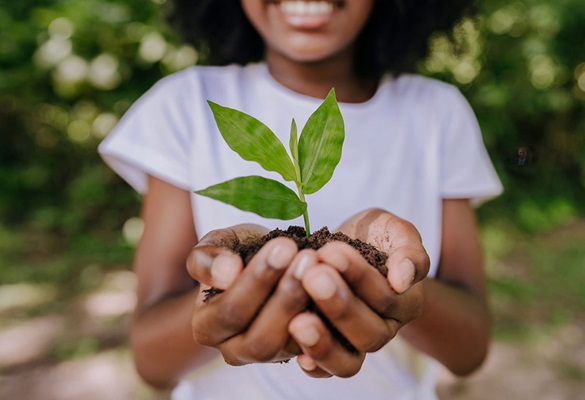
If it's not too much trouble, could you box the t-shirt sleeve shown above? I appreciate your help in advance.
[98,73,194,194]
[439,86,503,205]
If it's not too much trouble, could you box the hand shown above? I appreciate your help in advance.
[186,225,310,365]
[288,209,430,378]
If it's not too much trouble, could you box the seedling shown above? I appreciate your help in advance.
[195,89,344,237]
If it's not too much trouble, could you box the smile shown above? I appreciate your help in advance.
[282,1,334,16]
[269,1,342,17]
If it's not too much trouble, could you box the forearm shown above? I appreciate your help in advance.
[131,286,219,389]
[399,277,490,376]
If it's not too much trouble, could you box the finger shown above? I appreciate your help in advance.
[187,225,269,289]
[198,224,269,247]
[386,249,429,294]
[317,241,393,314]
[296,354,332,378]
[376,217,430,293]
[390,281,425,324]
[339,209,430,293]
[187,227,241,288]
[217,252,316,364]
[187,244,244,289]
[192,237,298,346]
[289,312,365,378]
[318,242,425,324]
[301,264,395,352]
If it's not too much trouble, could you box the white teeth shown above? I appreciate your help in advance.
[280,1,335,16]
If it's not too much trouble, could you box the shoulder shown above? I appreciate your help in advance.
[390,74,464,104]
[385,74,475,123]
[142,63,264,105]
[148,64,249,94]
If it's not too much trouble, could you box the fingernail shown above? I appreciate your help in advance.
[324,249,349,272]
[295,326,320,347]
[305,271,337,300]
[297,355,317,371]
[211,254,237,288]
[293,253,313,280]
[398,259,415,291]
[268,244,295,269]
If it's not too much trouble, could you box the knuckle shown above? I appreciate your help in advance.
[192,323,215,346]
[193,331,213,347]
[390,218,421,245]
[191,311,216,347]
[379,298,398,319]
[336,363,362,378]
[222,353,245,366]
[384,319,400,340]
[201,228,239,248]
[245,338,279,362]
[392,217,411,231]
[355,326,392,353]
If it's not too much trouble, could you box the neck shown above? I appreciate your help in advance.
[265,50,377,103]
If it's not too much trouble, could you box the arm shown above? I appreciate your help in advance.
[130,175,218,388]
[399,198,490,376]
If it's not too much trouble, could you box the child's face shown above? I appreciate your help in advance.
[241,0,374,64]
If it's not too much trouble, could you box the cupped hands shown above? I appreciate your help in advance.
[186,209,429,378]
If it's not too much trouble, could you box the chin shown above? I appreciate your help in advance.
[273,36,349,63]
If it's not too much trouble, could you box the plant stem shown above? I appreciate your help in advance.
[302,209,311,238]
[296,187,311,237]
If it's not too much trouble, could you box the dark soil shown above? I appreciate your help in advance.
[237,226,388,274]
[203,226,389,354]
[204,226,387,296]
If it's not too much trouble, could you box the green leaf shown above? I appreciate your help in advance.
[289,118,301,182]
[195,176,306,220]
[208,101,296,182]
[298,89,345,194]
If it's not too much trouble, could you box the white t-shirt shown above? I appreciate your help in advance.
[99,63,502,399]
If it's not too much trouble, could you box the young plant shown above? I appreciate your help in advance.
[195,89,344,237]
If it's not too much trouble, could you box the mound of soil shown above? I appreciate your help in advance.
[203,226,389,353]
[237,226,388,274]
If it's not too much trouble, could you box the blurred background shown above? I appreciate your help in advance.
[0,0,584,399]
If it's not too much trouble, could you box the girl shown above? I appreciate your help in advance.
[99,0,502,398]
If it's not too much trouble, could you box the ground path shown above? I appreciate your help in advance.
[2,317,584,399]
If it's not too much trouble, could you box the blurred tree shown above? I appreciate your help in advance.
[0,0,583,239]
[0,0,195,234]
[422,0,585,231]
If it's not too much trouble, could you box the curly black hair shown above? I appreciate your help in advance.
[166,0,477,78]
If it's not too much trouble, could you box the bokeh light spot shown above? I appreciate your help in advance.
[93,113,118,138]
[139,32,167,63]
[48,17,74,39]
[67,120,92,143]
[123,217,144,246]
[89,53,121,90]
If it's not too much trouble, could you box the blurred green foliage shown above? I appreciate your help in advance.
[1,0,584,240]
[484,219,585,339]
[0,0,188,235]
[422,0,585,230]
